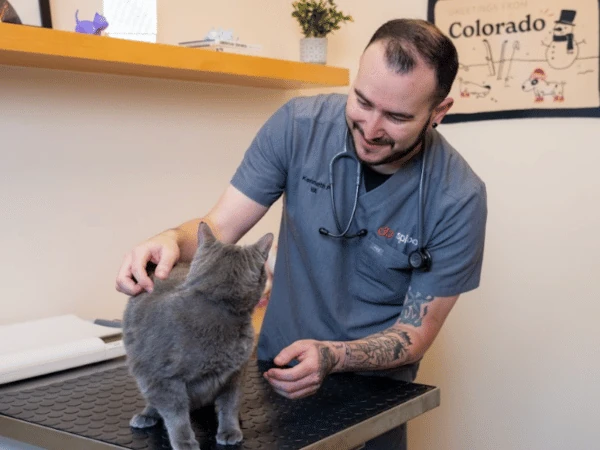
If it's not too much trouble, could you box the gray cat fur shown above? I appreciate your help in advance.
[123,222,274,450]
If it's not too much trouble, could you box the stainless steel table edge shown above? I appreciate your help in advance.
[302,386,441,450]
[0,415,127,450]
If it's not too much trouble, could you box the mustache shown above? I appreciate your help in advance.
[352,122,394,147]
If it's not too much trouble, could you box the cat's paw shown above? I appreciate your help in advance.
[216,427,243,445]
[129,413,159,428]
[172,440,200,450]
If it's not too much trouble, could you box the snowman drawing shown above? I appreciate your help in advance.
[542,10,582,70]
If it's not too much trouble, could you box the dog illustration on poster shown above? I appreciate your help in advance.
[521,68,566,102]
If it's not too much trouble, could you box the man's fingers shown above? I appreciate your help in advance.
[115,277,143,296]
[154,250,177,279]
[264,341,326,399]
[115,234,180,296]
[273,348,298,367]
[271,386,315,399]
[116,255,144,295]
[273,340,313,367]
[130,250,154,292]
[266,363,313,382]
[269,382,318,400]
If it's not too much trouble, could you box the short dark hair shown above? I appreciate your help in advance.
[366,19,459,107]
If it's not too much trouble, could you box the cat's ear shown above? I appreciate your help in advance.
[254,233,274,259]
[197,221,217,248]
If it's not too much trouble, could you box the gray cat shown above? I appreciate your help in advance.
[123,222,274,450]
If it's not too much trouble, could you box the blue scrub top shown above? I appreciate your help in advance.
[231,94,487,377]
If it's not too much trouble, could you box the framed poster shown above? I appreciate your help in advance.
[0,0,52,28]
[428,0,600,122]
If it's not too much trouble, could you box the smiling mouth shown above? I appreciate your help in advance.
[353,124,394,148]
[362,139,390,152]
[363,136,391,147]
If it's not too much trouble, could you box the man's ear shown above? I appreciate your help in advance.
[431,97,454,127]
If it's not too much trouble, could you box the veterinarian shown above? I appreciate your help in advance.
[116,18,487,450]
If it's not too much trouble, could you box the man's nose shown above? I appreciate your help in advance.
[362,112,385,141]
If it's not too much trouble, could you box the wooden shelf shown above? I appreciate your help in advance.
[0,23,349,89]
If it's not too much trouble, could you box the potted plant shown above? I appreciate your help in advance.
[291,0,353,64]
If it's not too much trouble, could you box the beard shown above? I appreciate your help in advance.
[352,119,430,167]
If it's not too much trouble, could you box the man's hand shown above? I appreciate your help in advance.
[115,231,181,296]
[263,340,343,399]
[263,293,460,399]
[115,186,270,297]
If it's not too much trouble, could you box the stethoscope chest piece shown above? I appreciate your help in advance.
[408,248,432,272]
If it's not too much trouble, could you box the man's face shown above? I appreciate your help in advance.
[346,41,441,173]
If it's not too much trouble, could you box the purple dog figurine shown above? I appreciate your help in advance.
[75,10,108,35]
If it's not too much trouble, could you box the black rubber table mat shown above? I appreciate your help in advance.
[0,359,435,449]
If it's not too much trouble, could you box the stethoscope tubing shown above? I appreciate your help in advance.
[328,149,362,237]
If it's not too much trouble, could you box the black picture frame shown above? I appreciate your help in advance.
[427,0,600,123]
[1,0,53,28]
[39,0,52,28]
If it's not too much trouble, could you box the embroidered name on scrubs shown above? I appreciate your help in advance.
[368,242,385,256]
[302,176,331,193]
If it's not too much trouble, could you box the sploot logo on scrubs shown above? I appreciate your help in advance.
[378,226,418,246]
[396,232,418,246]
[377,227,394,238]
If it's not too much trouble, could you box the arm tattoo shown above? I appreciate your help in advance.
[317,344,340,379]
[329,290,436,372]
[398,287,434,327]
[340,329,413,371]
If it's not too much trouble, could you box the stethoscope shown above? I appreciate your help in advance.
[318,130,432,271]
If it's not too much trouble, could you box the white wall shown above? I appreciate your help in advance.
[1,0,599,449]
[411,117,600,450]
[0,65,289,323]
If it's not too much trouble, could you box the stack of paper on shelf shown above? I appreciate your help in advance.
[179,39,263,56]
[0,315,125,385]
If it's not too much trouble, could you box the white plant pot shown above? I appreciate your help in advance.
[300,37,328,64]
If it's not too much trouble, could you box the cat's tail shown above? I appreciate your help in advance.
[75,9,80,24]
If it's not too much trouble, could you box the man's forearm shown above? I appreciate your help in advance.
[320,292,458,374]
[325,326,417,373]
